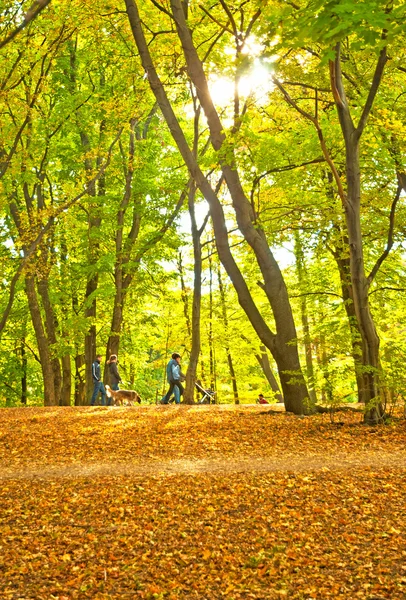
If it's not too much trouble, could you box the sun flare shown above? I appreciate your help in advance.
[208,61,275,108]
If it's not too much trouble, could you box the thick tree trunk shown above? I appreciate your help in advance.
[345,144,382,422]
[37,278,62,404]
[25,277,56,406]
[334,251,365,402]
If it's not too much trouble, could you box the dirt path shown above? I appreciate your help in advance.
[2,451,406,480]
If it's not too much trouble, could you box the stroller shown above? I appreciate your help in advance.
[195,381,216,404]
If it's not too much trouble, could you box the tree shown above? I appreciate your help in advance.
[270,0,405,421]
[123,0,310,414]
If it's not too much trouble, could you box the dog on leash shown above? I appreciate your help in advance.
[105,385,141,406]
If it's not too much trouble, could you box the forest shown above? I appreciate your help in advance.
[2,3,406,599]
[1,0,405,422]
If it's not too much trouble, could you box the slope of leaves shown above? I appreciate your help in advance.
[1,406,406,599]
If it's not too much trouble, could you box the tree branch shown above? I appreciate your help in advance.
[282,81,331,93]
[0,0,52,49]
[367,184,401,285]
[198,5,234,36]
[369,286,406,296]
[123,186,187,289]
[219,0,239,40]
[148,0,174,21]
[290,291,343,299]
[273,76,347,206]
[356,46,388,138]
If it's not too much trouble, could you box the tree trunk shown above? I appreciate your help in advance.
[60,354,72,406]
[217,264,238,403]
[103,114,183,380]
[178,251,192,338]
[80,123,104,400]
[294,231,317,406]
[59,237,72,406]
[168,0,308,412]
[255,346,283,403]
[316,334,328,405]
[105,296,123,376]
[104,120,137,378]
[84,268,99,401]
[183,182,202,404]
[74,352,86,406]
[21,339,27,405]
[333,251,365,402]
[25,277,56,406]
[344,142,382,421]
[208,250,216,393]
[37,277,62,404]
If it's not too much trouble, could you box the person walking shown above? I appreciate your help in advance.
[106,354,122,406]
[90,354,107,406]
[161,353,185,404]
[107,354,122,391]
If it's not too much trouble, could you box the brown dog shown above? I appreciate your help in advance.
[105,385,141,406]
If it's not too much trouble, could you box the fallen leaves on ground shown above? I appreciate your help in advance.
[0,405,406,599]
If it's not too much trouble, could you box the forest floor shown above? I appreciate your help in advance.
[1,405,406,599]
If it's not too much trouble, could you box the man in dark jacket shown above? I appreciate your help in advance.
[90,355,107,406]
